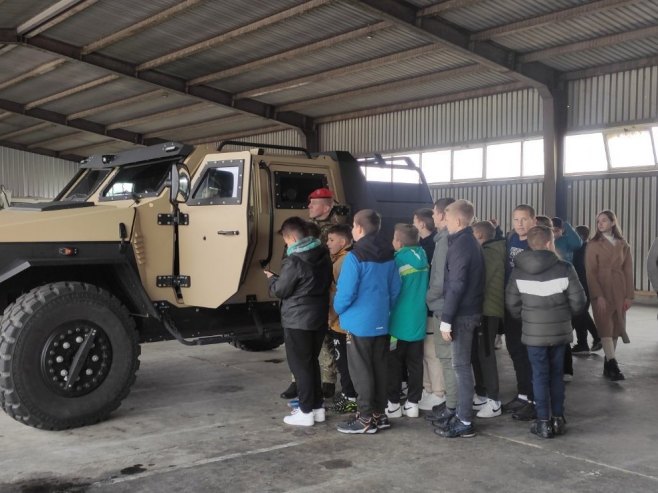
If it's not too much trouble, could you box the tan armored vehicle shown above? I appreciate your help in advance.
[0,141,432,429]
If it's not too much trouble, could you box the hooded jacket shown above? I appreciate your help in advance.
[329,246,351,334]
[440,226,485,325]
[334,234,401,337]
[389,246,429,342]
[506,249,586,347]
[555,221,582,264]
[482,238,506,318]
[268,237,332,331]
[426,228,449,315]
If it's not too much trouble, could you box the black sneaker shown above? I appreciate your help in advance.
[436,417,476,438]
[552,415,567,436]
[322,382,336,399]
[571,344,590,354]
[530,419,554,439]
[502,397,527,414]
[336,413,377,434]
[373,412,391,430]
[607,358,625,381]
[430,407,456,429]
[280,382,298,399]
[590,340,602,352]
[512,402,537,421]
[424,402,447,421]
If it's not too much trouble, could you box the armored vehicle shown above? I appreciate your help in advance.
[0,141,432,429]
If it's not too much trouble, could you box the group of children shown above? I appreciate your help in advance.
[268,192,634,439]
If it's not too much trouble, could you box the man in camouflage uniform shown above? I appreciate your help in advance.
[280,188,345,400]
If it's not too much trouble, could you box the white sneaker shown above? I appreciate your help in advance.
[472,394,488,411]
[418,390,446,411]
[313,407,326,423]
[283,408,314,427]
[494,334,503,349]
[476,399,502,418]
[386,400,402,418]
[402,401,419,418]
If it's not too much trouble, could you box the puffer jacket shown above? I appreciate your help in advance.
[389,246,429,342]
[268,237,332,331]
[506,249,586,347]
[334,234,401,337]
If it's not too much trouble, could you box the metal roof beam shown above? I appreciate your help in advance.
[189,21,391,86]
[136,0,333,71]
[82,0,203,55]
[186,125,286,145]
[278,63,487,111]
[67,90,167,120]
[472,0,638,41]
[351,0,558,91]
[0,32,314,131]
[0,138,84,161]
[18,0,98,38]
[144,114,245,139]
[0,122,54,141]
[520,24,658,63]
[25,74,119,110]
[0,98,165,146]
[315,81,531,123]
[418,1,482,17]
[105,102,213,130]
[561,54,658,80]
[0,111,12,120]
[0,59,67,91]
[236,44,440,99]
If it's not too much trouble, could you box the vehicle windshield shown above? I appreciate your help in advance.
[102,162,171,200]
[61,169,111,202]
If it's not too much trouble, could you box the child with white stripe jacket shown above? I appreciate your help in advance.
[506,225,586,439]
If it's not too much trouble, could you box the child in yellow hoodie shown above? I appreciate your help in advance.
[327,224,357,413]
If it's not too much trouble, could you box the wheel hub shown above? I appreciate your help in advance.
[41,323,113,397]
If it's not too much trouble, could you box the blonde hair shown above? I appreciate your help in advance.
[527,225,554,250]
[446,199,475,225]
[394,223,419,246]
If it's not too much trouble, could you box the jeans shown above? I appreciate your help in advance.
[284,328,325,413]
[450,315,481,423]
[432,316,458,409]
[527,345,566,421]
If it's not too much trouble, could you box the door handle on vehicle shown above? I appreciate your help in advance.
[217,230,240,236]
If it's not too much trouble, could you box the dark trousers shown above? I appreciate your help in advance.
[387,339,423,404]
[347,334,388,416]
[451,315,480,423]
[284,328,324,413]
[573,301,600,346]
[331,331,356,398]
[527,345,566,421]
[563,344,573,375]
[472,316,501,401]
[504,310,534,400]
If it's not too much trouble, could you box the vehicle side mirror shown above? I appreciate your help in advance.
[169,164,191,204]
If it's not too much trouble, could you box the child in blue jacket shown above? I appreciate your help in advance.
[334,209,401,434]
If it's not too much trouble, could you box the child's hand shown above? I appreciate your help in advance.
[263,270,274,279]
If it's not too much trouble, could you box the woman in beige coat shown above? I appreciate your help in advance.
[585,210,634,381]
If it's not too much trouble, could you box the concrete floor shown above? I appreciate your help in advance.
[1,306,657,493]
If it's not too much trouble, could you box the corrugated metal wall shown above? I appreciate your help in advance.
[566,173,658,292]
[319,89,543,155]
[429,180,544,234]
[568,65,658,131]
[217,129,305,154]
[0,146,78,199]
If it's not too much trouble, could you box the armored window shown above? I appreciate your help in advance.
[62,169,110,201]
[189,160,244,205]
[274,171,327,209]
[101,162,170,200]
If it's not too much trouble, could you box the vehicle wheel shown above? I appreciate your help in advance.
[0,282,140,430]
[231,336,283,352]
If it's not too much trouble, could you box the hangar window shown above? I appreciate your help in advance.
[421,150,451,183]
[453,147,483,180]
[486,142,521,179]
[606,129,656,169]
[564,133,607,174]
[522,139,544,177]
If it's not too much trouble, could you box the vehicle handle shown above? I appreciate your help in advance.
[217,230,240,236]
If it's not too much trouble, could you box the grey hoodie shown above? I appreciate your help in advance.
[426,228,449,315]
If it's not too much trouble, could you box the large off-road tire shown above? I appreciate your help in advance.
[0,282,140,430]
[231,336,284,352]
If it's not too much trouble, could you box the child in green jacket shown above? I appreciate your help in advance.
[386,224,429,419]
